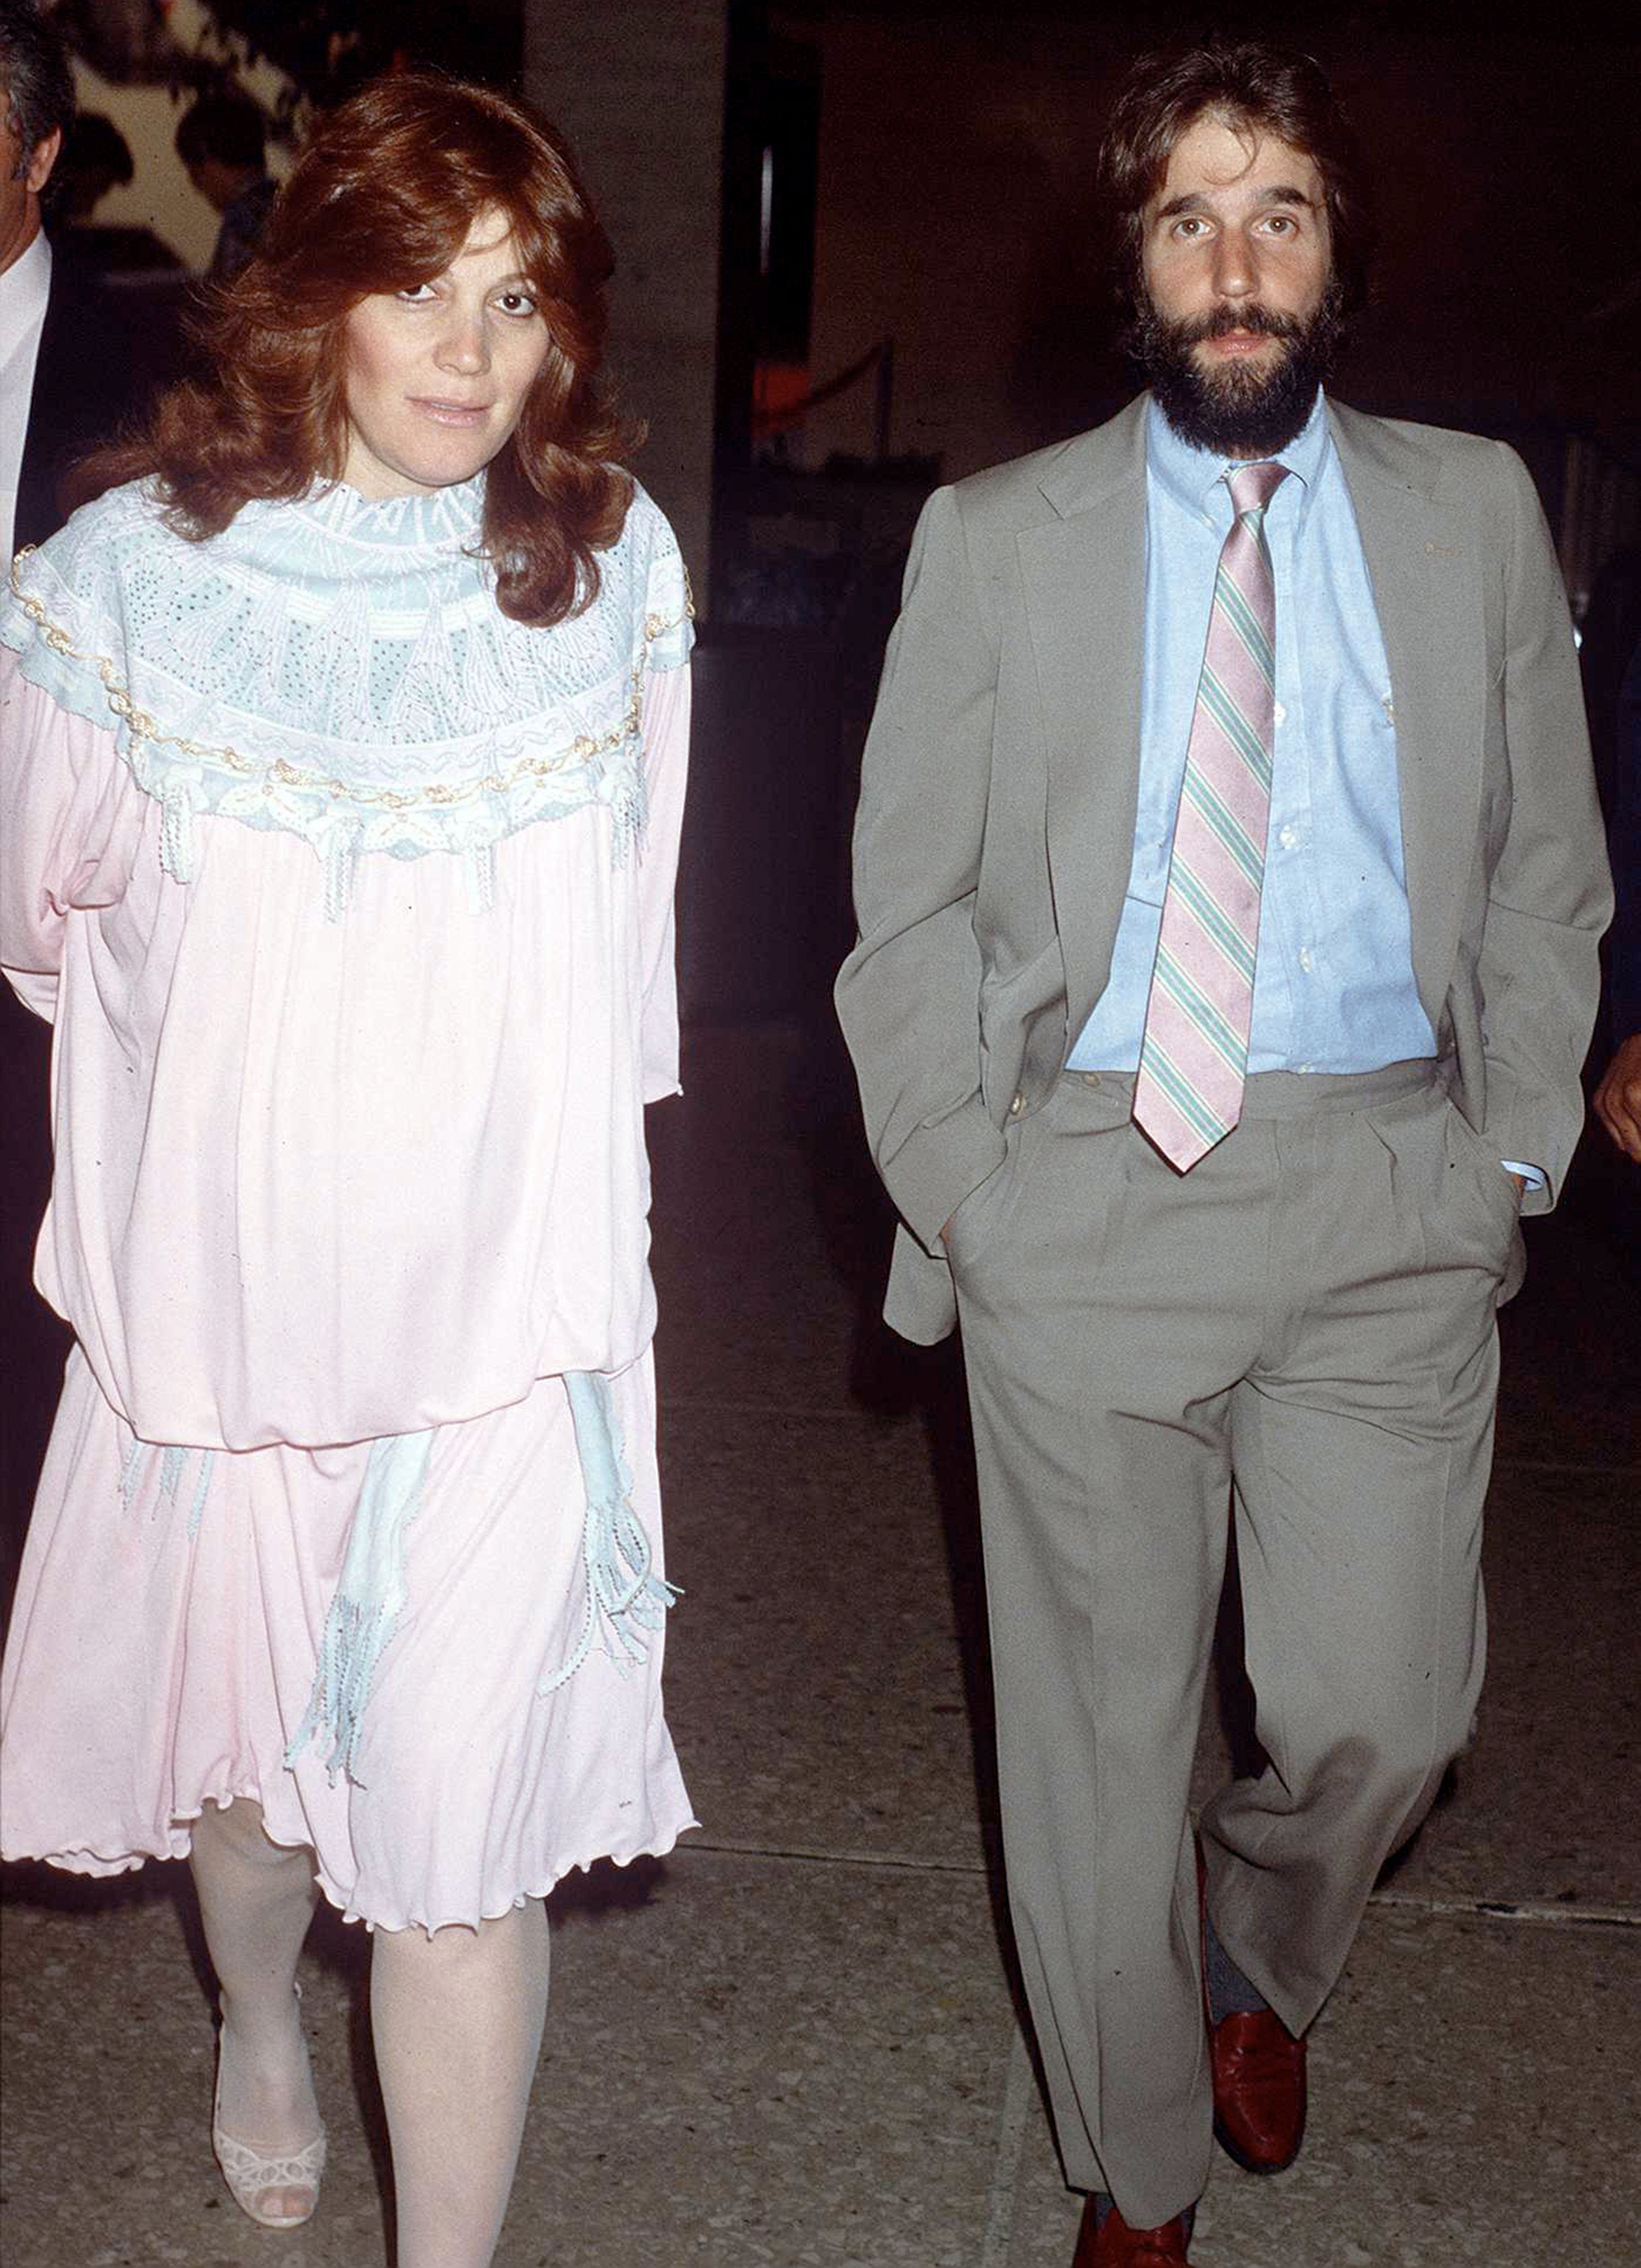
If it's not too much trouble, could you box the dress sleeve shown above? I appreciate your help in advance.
[638,659,690,1102]
[0,646,139,1022]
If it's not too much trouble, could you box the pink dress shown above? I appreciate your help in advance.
[0,475,698,1929]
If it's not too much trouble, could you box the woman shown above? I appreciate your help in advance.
[0,71,695,2267]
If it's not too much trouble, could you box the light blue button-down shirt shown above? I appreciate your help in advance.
[1069,390,1438,1078]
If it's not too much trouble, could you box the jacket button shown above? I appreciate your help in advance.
[1008,1092,1025,1116]
[1080,1071,1102,1090]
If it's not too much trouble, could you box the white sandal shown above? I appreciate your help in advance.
[211,1987,328,2230]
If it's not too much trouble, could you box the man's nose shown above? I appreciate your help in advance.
[1210,225,1256,300]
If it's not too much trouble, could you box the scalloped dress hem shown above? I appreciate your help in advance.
[4,1806,704,1936]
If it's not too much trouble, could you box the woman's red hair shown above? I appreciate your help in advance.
[78,71,635,627]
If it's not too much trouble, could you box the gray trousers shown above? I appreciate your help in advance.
[948,1061,1515,2228]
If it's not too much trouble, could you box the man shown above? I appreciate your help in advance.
[2,0,182,559]
[175,92,276,283]
[836,41,1609,2268]
[1,0,69,559]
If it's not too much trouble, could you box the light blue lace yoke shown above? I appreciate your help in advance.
[3,472,693,915]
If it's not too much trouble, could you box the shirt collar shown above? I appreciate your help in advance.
[1145,386,1330,529]
[0,229,52,369]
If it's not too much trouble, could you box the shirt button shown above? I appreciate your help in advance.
[1272,701,1288,725]
[1008,1092,1025,1116]
[1278,823,1299,850]
[1298,946,1315,973]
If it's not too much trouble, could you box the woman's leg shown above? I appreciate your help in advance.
[369,1897,552,2268]
[189,1797,323,2221]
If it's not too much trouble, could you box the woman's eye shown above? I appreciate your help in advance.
[396,283,438,305]
[496,290,539,317]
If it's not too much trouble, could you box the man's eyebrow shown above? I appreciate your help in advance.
[1153,185,1316,219]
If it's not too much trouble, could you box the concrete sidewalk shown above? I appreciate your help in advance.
[3,1024,1637,2267]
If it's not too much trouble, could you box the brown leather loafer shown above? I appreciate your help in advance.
[1210,2007,1307,2171]
[1072,2198,1192,2264]
[1196,1835,1307,2173]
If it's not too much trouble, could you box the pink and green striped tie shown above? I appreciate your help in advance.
[1133,459,1289,1171]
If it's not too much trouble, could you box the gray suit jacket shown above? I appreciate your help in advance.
[835,394,1613,1343]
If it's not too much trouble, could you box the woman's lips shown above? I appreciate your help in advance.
[410,399,491,426]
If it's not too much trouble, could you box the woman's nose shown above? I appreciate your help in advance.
[435,313,490,375]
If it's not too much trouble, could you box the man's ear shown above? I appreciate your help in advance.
[24,125,62,197]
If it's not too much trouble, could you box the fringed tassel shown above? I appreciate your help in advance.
[288,1374,673,1782]
[118,1432,148,1508]
[119,1435,214,1536]
[323,823,363,922]
[606,775,646,869]
[188,1448,216,1540]
[467,840,497,914]
[158,777,196,883]
[286,1428,433,1786]
[542,1372,678,1695]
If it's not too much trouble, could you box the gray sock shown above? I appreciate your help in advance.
[1093,2196,1198,2238]
[1204,1904,1270,2022]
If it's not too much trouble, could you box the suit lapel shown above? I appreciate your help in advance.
[1329,401,1482,1031]
[14,265,64,554]
[1022,402,1148,1039]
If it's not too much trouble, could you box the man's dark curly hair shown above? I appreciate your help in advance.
[1100,40,1375,318]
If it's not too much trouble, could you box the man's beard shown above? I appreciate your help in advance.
[1129,283,1346,457]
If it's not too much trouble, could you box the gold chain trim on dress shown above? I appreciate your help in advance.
[7,547,694,814]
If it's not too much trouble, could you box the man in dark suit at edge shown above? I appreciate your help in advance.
[3,0,183,561]
[1,0,72,559]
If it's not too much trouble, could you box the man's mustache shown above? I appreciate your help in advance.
[1179,303,1304,344]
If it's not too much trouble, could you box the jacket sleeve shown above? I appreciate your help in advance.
[834,483,1007,1253]
[1475,446,1613,1208]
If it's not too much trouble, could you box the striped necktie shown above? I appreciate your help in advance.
[1132,459,1289,1171]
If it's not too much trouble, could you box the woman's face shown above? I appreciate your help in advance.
[340,210,553,499]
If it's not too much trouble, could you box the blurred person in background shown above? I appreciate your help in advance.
[57,106,130,215]
[1,68,694,2268]
[176,88,276,281]
[57,109,183,278]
